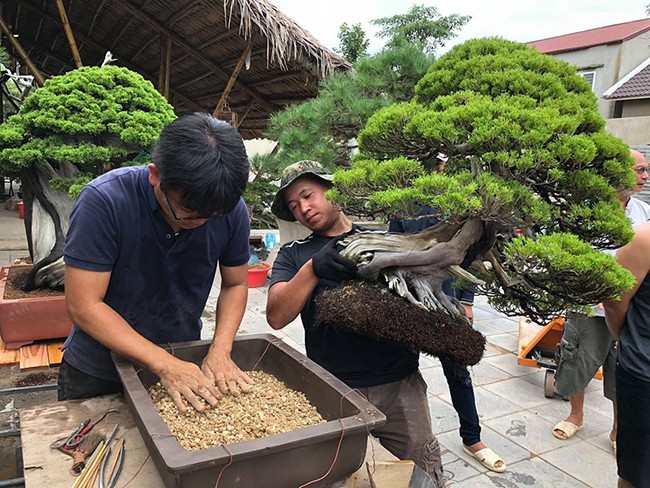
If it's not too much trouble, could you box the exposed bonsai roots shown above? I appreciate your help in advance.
[315,281,486,366]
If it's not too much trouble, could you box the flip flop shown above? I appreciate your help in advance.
[552,420,583,440]
[462,445,507,473]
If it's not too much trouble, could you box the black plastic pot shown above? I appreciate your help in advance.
[113,334,386,487]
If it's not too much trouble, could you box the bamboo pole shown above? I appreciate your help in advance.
[157,35,172,100]
[0,15,45,86]
[158,36,166,95]
[235,100,256,128]
[55,0,83,68]
[212,40,251,116]
[163,35,172,99]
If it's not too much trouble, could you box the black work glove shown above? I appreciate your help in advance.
[312,236,357,283]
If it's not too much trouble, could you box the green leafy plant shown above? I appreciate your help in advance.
[0,65,176,290]
[335,22,370,62]
[250,5,469,229]
[372,4,471,54]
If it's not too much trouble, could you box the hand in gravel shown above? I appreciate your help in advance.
[201,349,254,397]
[159,356,222,414]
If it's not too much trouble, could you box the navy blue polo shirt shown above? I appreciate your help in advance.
[62,166,250,381]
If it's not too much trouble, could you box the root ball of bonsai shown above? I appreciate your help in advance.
[315,281,485,366]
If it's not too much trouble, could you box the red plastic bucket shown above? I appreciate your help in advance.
[247,263,271,287]
[17,201,24,219]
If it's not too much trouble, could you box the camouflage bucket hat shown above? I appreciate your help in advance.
[271,160,334,222]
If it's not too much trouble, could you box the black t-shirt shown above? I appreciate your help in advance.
[270,225,419,388]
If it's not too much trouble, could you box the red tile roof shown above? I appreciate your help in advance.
[604,58,650,99]
[528,18,650,54]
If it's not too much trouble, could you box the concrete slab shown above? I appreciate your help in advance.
[0,206,28,250]
[489,457,590,487]
[539,440,617,487]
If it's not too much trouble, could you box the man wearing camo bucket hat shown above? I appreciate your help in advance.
[266,161,444,487]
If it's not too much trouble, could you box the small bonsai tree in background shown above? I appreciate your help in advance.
[322,38,636,329]
[244,152,283,229]
[0,65,176,290]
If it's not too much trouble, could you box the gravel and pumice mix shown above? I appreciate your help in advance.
[149,370,325,451]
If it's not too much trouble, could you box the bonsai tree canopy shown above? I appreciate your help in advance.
[0,65,176,290]
[325,38,636,326]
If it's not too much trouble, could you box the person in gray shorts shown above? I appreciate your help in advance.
[552,149,650,452]
[554,314,616,441]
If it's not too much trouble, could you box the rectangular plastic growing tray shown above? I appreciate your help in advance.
[113,333,386,487]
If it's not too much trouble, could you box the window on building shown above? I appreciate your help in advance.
[579,71,596,91]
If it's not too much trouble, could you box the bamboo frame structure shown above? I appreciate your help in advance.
[55,0,83,68]
[0,15,45,86]
[2,0,352,137]
[213,39,252,116]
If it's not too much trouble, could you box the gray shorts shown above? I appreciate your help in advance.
[555,315,616,400]
[356,371,444,487]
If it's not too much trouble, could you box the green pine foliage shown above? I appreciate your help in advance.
[494,233,637,317]
[266,40,436,169]
[0,65,176,197]
[331,37,637,321]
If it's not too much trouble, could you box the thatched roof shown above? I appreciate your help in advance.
[1,0,351,138]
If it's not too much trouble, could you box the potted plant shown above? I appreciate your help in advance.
[0,265,70,349]
[0,65,175,346]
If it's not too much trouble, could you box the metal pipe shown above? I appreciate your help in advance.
[0,384,57,395]
[0,428,20,437]
[0,477,25,487]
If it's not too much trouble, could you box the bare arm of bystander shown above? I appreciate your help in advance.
[604,222,650,339]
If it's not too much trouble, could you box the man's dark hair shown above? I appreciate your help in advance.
[153,112,249,216]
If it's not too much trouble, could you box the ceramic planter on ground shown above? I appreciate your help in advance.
[0,265,72,349]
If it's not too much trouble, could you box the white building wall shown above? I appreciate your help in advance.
[550,36,650,119]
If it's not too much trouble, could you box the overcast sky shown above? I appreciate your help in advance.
[269,0,649,55]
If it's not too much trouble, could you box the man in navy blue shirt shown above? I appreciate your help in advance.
[59,113,253,413]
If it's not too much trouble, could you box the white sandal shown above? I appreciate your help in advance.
[463,445,507,473]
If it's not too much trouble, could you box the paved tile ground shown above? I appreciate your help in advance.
[0,213,617,486]
[202,278,618,487]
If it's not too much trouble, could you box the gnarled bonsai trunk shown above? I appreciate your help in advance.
[341,218,488,319]
[20,162,76,291]
[315,219,492,361]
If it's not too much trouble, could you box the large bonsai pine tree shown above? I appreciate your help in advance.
[325,38,636,327]
[0,66,175,290]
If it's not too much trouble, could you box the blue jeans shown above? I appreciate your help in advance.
[441,279,480,445]
[440,358,481,446]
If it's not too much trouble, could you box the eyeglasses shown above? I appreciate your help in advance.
[633,167,650,175]
[163,190,217,221]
